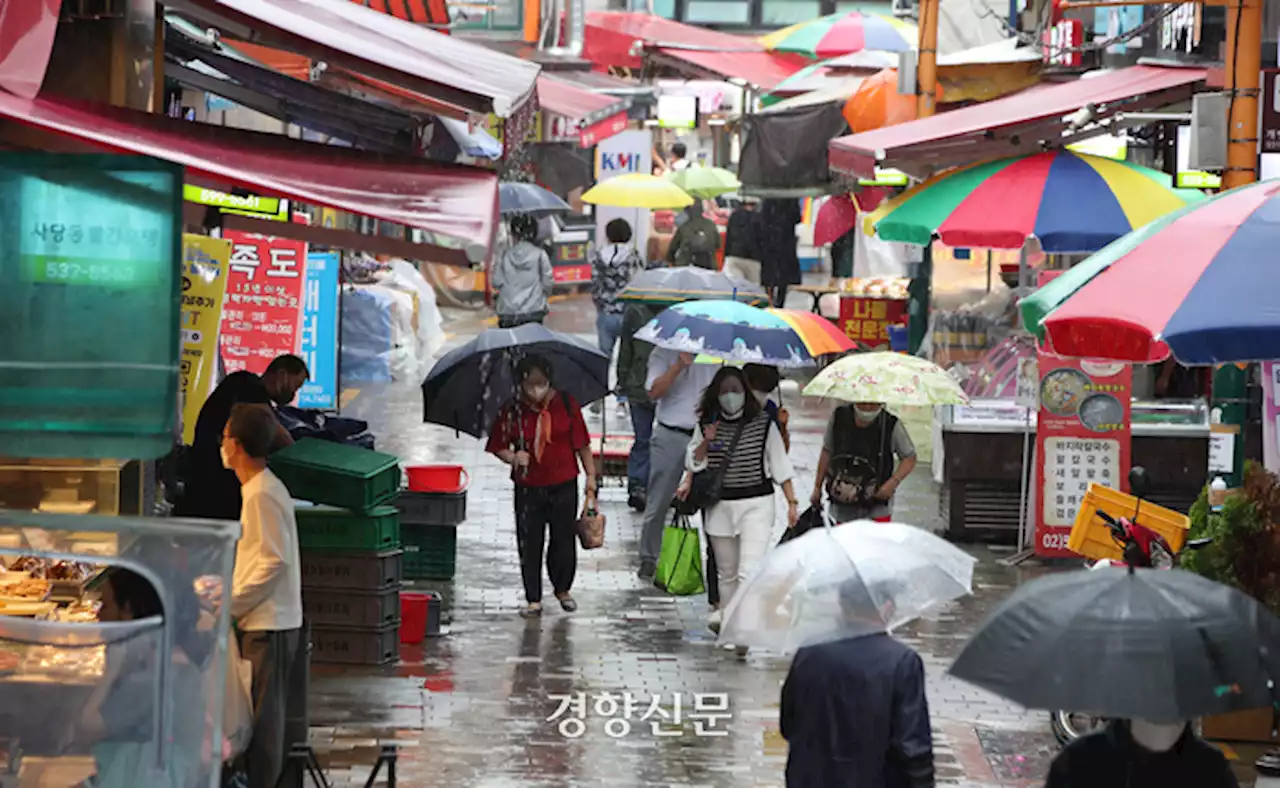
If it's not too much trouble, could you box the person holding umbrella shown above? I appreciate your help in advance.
[486,356,598,618]
[492,214,553,329]
[1046,719,1237,787]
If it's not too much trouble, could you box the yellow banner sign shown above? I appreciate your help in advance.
[179,234,231,445]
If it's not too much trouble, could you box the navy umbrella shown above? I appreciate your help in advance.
[422,324,609,438]
[499,182,571,216]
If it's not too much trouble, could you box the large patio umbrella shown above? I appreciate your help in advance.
[760,11,916,59]
[1021,180,1280,364]
[863,150,1208,253]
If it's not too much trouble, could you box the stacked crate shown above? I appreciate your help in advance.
[269,439,403,666]
[395,487,467,581]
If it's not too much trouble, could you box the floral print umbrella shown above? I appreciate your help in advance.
[802,352,969,406]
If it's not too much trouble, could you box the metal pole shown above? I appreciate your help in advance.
[1017,409,1032,551]
[916,0,939,118]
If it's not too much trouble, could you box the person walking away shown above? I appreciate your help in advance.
[177,355,305,520]
[590,218,646,360]
[678,367,798,652]
[812,402,916,523]
[636,348,718,581]
[781,580,934,788]
[1046,719,1237,788]
[723,198,763,284]
[493,213,553,328]
[667,204,721,270]
[486,356,598,618]
[222,404,304,788]
[669,141,691,172]
[759,198,802,307]
[744,363,790,451]
[617,300,661,512]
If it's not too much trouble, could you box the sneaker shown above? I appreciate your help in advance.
[637,560,656,581]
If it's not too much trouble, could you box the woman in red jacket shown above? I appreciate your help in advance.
[487,356,598,618]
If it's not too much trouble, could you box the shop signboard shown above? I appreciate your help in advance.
[297,251,340,410]
[1034,352,1133,557]
[1042,19,1083,67]
[1175,125,1222,189]
[551,241,591,284]
[486,111,542,146]
[838,297,908,349]
[179,234,231,444]
[183,185,288,223]
[219,230,308,377]
[1262,70,1280,155]
[1141,2,1224,61]
[593,129,653,254]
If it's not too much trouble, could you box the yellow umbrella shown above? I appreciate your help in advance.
[582,173,694,209]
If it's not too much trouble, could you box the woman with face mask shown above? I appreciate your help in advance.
[677,367,799,651]
[812,401,917,523]
[486,356,597,618]
[1046,718,1238,788]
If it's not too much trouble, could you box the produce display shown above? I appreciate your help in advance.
[838,277,910,299]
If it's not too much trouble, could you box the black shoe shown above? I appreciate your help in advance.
[637,561,656,581]
[628,492,647,511]
[556,594,578,612]
[519,603,543,618]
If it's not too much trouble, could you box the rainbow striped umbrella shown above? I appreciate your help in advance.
[1022,180,1280,365]
[638,301,853,368]
[760,11,916,59]
[864,150,1208,253]
[693,309,853,364]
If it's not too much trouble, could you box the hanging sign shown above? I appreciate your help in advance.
[219,231,308,376]
[1034,352,1133,557]
[297,251,341,409]
[1043,19,1083,67]
[183,185,289,222]
[179,235,231,444]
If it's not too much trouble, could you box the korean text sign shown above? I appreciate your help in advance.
[179,235,231,444]
[219,231,308,376]
[1034,351,1133,557]
[298,251,340,409]
[838,297,908,349]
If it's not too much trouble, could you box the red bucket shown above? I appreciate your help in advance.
[405,465,470,494]
[400,593,430,644]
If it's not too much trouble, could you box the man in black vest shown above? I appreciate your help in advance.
[811,402,917,523]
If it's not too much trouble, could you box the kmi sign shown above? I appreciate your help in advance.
[597,151,645,175]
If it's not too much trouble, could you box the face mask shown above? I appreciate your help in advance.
[719,392,746,416]
[525,384,550,402]
[1129,719,1186,752]
[854,406,883,425]
[219,444,233,469]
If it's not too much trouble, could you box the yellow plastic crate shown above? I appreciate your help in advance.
[1068,483,1190,562]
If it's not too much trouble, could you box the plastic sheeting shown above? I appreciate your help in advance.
[339,261,446,386]
[340,286,396,384]
[738,101,848,193]
[0,0,59,99]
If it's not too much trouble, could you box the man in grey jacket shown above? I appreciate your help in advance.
[493,214,554,328]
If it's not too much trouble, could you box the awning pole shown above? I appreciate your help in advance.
[916,0,939,118]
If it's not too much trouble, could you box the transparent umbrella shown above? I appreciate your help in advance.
[718,520,976,653]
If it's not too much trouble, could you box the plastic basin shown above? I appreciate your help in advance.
[406,465,470,494]
[400,592,430,644]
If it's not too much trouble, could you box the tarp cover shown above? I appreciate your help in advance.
[585,12,760,69]
[0,0,59,99]
[740,101,848,193]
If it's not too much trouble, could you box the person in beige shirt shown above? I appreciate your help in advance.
[222,403,302,788]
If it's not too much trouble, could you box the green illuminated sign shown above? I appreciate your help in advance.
[857,168,909,187]
[1176,170,1221,189]
[183,185,288,221]
[22,255,153,287]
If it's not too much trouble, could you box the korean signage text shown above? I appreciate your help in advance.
[219,231,308,376]
[297,251,340,409]
[838,297,908,349]
[179,235,231,444]
[1043,19,1083,67]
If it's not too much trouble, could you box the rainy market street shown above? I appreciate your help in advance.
[307,293,1072,788]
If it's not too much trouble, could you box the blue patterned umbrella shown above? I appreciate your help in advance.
[635,300,816,368]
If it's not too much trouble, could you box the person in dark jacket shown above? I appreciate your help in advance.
[617,301,660,511]
[666,205,721,269]
[1046,719,1237,788]
[723,199,762,284]
[781,581,933,788]
[759,198,802,307]
[812,402,916,523]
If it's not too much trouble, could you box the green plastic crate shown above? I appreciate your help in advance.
[269,438,400,511]
[296,505,400,552]
[402,522,457,580]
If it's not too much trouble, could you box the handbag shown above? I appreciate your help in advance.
[654,512,705,596]
[675,418,747,515]
[576,503,606,550]
[778,505,827,545]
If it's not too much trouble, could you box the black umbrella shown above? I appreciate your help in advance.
[422,324,609,438]
[949,568,1280,723]
[499,182,571,216]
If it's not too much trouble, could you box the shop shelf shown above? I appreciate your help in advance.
[303,586,401,628]
[1068,483,1189,562]
[401,522,457,581]
[310,624,400,666]
[301,549,403,591]
[295,505,400,552]
[269,439,400,511]
[395,490,467,526]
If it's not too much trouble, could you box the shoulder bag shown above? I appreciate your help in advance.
[675,417,747,516]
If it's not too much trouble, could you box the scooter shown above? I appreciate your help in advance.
[1048,466,1213,745]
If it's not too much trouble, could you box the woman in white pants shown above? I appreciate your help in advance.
[677,367,799,653]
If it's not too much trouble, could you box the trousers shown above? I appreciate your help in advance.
[515,480,578,603]
[238,627,303,788]
[639,424,693,565]
[596,310,624,358]
[706,495,776,610]
[723,256,761,284]
[628,401,656,491]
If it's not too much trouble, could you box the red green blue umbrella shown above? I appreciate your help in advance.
[1022,180,1280,365]
[760,11,916,59]
[864,150,1208,253]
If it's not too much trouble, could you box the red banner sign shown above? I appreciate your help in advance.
[838,297,908,349]
[1043,19,1083,67]
[219,230,308,375]
[1034,351,1133,557]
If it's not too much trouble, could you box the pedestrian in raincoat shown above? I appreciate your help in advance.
[1045,719,1237,788]
[493,213,553,328]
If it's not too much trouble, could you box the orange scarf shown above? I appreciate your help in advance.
[527,392,554,462]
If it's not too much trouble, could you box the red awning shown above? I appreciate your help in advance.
[585,12,761,69]
[0,93,498,245]
[828,65,1208,179]
[168,0,539,116]
[651,48,810,92]
[0,0,59,98]
[536,75,630,147]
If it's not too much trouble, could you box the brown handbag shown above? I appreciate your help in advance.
[576,505,606,550]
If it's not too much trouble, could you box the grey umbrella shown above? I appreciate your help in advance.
[949,568,1280,723]
[617,266,769,306]
[499,182,572,216]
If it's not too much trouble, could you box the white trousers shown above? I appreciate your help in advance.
[723,256,762,285]
[706,495,775,610]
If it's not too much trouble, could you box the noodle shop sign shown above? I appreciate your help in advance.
[838,297,907,349]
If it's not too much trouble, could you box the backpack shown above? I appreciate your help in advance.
[676,221,718,268]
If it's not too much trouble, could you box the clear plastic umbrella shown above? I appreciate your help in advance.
[718,520,976,653]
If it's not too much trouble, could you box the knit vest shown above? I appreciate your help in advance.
[830,407,898,489]
[704,413,773,500]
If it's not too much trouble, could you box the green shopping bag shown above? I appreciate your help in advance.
[654,512,705,596]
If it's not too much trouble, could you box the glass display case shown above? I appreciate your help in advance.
[1130,398,1210,430]
[0,459,144,517]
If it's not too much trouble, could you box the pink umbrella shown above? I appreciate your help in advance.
[814,194,858,246]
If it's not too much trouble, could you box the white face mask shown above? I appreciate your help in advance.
[719,392,746,416]
[219,444,233,469]
[525,384,550,403]
[854,406,883,425]
[1129,719,1186,752]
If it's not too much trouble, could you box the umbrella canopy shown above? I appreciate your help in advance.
[665,165,742,199]
[422,324,609,437]
[760,11,916,59]
[769,308,857,357]
[581,173,694,209]
[1023,180,1280,364]
[634,300,818,368]
[617,266,769,306]
[949,568,1280,723]
[803,352,969,406]
[498,181,571,216]
[813,193,858,246]
[843,67,939,133]
[864,150,1209,253]
[719,520,976,653]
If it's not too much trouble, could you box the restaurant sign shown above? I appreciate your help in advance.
[1043,19,1083,67]
[183,185,288,222]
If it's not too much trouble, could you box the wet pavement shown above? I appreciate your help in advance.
[304,293,1249,787]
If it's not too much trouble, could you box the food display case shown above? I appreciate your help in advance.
[938,398,1209,542]
[0,459,144,517]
